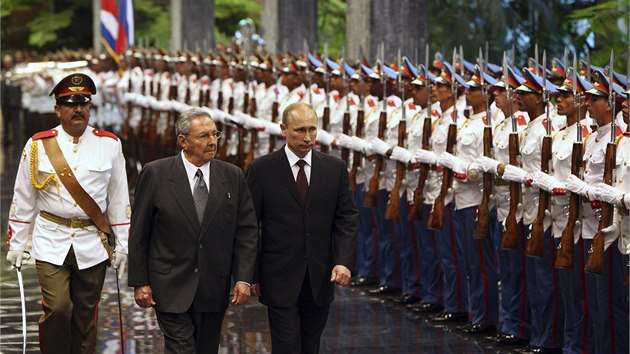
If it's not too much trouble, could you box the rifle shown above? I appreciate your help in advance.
[427,49,459,230]
[501,53,522,249]
[162,78,178,148]
[269,58,280,154]
[349,50,365,193]
[122,58,133,139]
[340,47,351,164]
[147,74,161,144]
[321,45,331,154]
[408,45,433,220]
[473,49,493,239]
[527,51,551,257]
[244,75,258,170]
[364,43,387,207]
[585,50,617,274]
[385,50,407,219]
[556,58,583,268]
[137,70,151,139]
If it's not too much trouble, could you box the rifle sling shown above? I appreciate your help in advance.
[41,137,114,260]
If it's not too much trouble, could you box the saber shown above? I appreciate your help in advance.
[15,266,27,353]
[114,268,125,353]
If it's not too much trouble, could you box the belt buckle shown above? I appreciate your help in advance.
[70,217,81,228]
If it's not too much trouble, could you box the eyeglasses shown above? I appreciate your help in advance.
[186,131,222,141]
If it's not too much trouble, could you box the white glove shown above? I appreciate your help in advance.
[414,149,437,165]
[336,134,353,149]
[350,136,370,152]
[7,250,23,268]
[565,175,592,198]
[625,193,630,210]
[591,183,624,206]
[260,120,282,136]
[626,239,630,255]
[368,138,390,156]
[390,146,414,164]
[530,171,564,193]
[502,165,528,183]
[316,130,334,146]
[478,156,501,175]
[437,152,467,172]
[601,223,620,241]
[113,252,128,280]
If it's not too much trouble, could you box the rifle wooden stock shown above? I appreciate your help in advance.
[527,135,552,257]
[203,87,210,107]
[122,74,133,139]
[408,115,433,220]
[385,119,407,219]
[427,122,457,230]
[321,106,331,153]
[161,84,178,148]
[244,96,258,170]
[501,132,521,249]
[349,109,365,193]
[473,125,494,238]
[556,142,583,268]
[137,80,148,139]
[269,101,279,153]
[364,110,387,207]
[147,81,161,144]
[341,111,351,164]
[585,142,616,274]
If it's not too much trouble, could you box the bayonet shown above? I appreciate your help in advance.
[542,50,551,136]
[459,45,464,76]
[381,42,387,112]
[324,43,330,108]
[426,43,431,112]
[452,48,458,124]
[535,43,539,75]
[398,49,406,119]
[609,49,616,142]
[586,49,591,82]
[303,39,312,104]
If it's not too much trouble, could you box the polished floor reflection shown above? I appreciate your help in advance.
[1,142,504,354]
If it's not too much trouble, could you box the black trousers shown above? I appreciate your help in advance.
[267,275,331,354]
[155,306,225,353]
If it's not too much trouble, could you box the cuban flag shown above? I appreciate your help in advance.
[101,0,134,58]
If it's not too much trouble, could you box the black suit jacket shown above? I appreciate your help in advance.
[128,155,258,313]
[246,147,358,307]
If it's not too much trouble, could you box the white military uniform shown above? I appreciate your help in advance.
[492,109,529,222]
[405,102,440,202]
[520,113,552,228]
[452,111,486,209]
[7,126,130,269]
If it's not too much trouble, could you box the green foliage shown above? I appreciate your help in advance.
[569,0,629,72]
[318,0,347,58]
[214,0,263,46]
[133,0,171,48]
[27,8,74,47]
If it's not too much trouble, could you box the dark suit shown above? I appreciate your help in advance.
[246,146,357,353]
[128,154,258,352]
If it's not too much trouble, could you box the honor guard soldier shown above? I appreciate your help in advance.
[413,61,470,322]
[6,73,130,353]
[565,69,628,354]
[501,66,564,353]
[529,66,592,353]
[346,64,380,288]
[394,64,445,313]
[278,59,306,116]
[441,65,500,334]
[364,63,402,296]
[479,63,531,346]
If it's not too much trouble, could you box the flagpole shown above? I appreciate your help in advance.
[93,0,102,54]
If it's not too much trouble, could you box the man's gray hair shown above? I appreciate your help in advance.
[281,101,315,126]
[176,107,212,136]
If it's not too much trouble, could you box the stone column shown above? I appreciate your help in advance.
[171,0,214,52]
[262,0,318,55]
[346,0,427,65]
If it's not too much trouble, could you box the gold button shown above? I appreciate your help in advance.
[70,232,75,237]
[73,146,78,153]
[74,166,78,170]
[73,202,78,207]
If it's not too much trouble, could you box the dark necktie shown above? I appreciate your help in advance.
[193,169,208,222]
[296,159,308,202]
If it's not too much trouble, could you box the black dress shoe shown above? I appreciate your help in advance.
[349,276,378,287]
[429,311,468,323]
[367,285,400,295]
[458,323,496,335]
[488,333,528,346]
[529,348,562,354]
[390,294,420,304]
[410,302,443,313]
